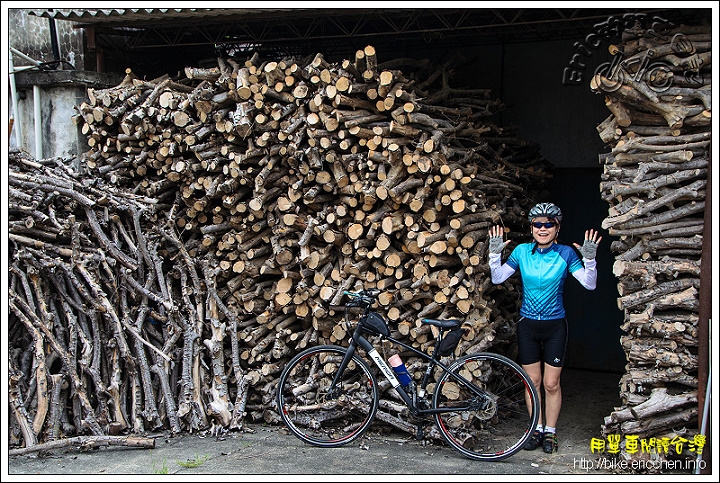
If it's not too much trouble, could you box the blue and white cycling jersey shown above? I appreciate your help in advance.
[489,242,596,320]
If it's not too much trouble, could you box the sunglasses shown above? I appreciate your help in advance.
[532,221,557,229]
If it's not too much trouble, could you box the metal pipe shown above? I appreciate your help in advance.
[9,46,43,67]
[9,65,38,74]
[8,50,24,150]
[696,145,712,474]
[33,84,43,159]
[695,367,711,474]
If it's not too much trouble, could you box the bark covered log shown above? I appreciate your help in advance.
[593,24,710,466]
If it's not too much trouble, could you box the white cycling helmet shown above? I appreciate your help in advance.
[528,202,562,223]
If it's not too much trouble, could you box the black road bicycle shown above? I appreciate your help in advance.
[276,288,540,461]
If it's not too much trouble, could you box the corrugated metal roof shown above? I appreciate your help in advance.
[24,7,713,58]
[27,8,306,25]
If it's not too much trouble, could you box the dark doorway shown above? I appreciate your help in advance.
[549,168,626,373]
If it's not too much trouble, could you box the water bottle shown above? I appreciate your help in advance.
[388,354,412,388]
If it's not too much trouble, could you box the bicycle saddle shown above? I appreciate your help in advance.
[421,318,462,329]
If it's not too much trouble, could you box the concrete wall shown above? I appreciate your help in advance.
[7,10,121,161]
[11,70,123,162]
[13,83,85,161]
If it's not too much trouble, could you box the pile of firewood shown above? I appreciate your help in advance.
[8,46,553,448]
[590,24,710,467]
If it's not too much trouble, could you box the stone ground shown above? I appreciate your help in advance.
[5,368,707,480]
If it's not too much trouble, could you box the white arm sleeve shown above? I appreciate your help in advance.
[489,253,516,284]
[572,258,597,290]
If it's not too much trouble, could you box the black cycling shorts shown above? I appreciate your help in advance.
[516,317,568,367]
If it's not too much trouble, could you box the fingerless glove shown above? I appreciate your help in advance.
[488,236,505,254]
[578,239,598,259]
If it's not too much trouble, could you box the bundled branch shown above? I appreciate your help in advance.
[591,25,710,469]
[9,46,553,449]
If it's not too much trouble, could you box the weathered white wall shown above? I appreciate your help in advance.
[12,83,85,160]
[7,10,121,161]
[11,69,123,162]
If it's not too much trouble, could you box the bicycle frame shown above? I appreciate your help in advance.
[278,289,540,461]
[329,311,489,417]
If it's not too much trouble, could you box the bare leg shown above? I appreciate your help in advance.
[522,361,543,426]
[542,363,563,428]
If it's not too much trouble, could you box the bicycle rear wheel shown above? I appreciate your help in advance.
[432,352,540,461]
[276,345,379,447]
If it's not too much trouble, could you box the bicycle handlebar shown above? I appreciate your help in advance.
[343,288,380,298]
[343,289,380,307]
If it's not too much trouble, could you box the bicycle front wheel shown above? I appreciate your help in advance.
[276,345,379,447]
[432,352,540,461]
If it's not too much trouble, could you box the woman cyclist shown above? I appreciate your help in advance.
[487,202,602,454]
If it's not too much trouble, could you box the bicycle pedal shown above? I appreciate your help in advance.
[415,424,424,440]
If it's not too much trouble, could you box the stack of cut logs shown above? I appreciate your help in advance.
[8,46,553,449]
[591,25,710,467]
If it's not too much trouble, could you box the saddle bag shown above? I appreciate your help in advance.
[435,327,467,357]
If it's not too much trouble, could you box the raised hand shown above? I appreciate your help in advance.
[573,229,603,259]
[488,225,510,254]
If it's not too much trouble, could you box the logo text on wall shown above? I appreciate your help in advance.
[562,13,705,92]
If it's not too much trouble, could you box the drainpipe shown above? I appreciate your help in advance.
[33,84,43,159]
[48,17,61,64]
[696,148,711,474]
[8,50,24,150]
[9,47,46,159]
